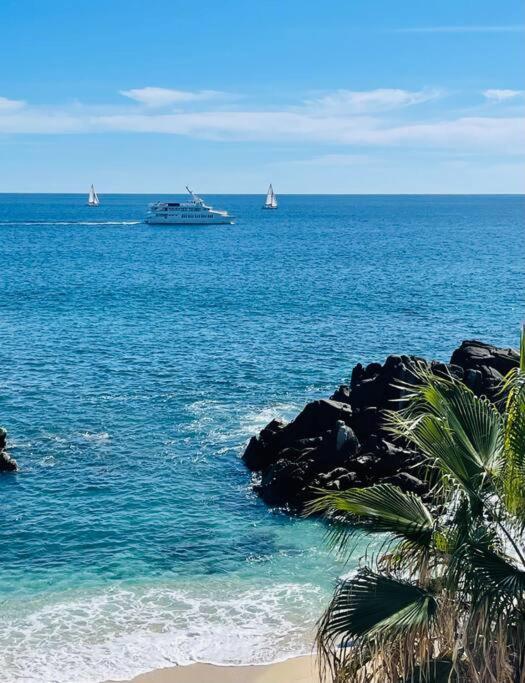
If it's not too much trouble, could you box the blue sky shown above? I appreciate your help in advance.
[1,0,524,193]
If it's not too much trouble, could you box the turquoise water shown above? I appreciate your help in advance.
[0,194,523,682]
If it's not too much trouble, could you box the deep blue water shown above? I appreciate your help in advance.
[0,193,523,682]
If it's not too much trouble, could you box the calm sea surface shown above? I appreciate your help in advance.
[0,194,523,682]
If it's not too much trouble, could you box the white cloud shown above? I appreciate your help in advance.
[0,88,523,155]
[305,88,442,113]
[287,153,371,166]
[483,89,525,102]
[119,87,225,107]
[0,96,26,111]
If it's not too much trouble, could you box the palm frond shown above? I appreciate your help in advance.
[311,484,434,542]
[318,568,438,647]
[502,350,525,524]
[386,372,505,507]
[466,541,525,612]
[317,569,439,682]
[314,331,525,682]
[387,409,484,499]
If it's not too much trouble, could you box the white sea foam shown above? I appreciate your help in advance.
[186,400,301,449]
[241,403,300,433]
[1,580,324,683]
[80,431,110,442]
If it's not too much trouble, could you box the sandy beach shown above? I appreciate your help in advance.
[111,656,319,683]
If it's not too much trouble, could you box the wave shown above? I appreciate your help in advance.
[80,431,110,442]
[0,220,141,226]
[0,580,323,683]
[186,400,301,448]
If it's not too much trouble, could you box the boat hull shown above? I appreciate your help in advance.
[144,217,234,225]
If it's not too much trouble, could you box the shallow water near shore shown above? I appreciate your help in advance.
[0,194,523,682]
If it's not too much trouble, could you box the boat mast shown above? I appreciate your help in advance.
[88,184,100,206]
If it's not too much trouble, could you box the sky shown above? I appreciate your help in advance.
[1,0,524,193]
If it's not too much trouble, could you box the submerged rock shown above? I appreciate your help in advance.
[243,339,518,511]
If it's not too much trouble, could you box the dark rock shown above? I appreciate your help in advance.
[350,453,383,475]
[243,339,518,511]
[305,430,358,475]
[479,365,505,401]
[365,362,383,376]
[243,400,353,474]
[350,377,386,412]
[351,406,380,441]
[448,363,465,381]
[451,340,519,379]
[258,458,314,507]
[286,399,353,441]
[330,384,351,404]
[350,363,366,389]
[464,368,483,394]
[0,451,17,472]
[243,418,286,471]
[0,427,17,472]
[431,361,464,381]
[337,472,359,490]
[293,436,325,450]
[383,472,427,495]
[317,467,350,484]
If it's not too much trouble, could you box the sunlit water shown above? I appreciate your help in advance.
[0,194,522,682]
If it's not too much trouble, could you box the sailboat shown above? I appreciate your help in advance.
[87,184,100,206]
[263,184,278,209]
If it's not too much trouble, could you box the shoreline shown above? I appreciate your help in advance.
[109,655,319,683]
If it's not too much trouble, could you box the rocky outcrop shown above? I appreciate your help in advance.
[451,340,519,403]
[0,427,17,472]
[243,340,518,510]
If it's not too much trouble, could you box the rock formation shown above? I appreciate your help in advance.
[242,340,519,510]
[0,427,18,472]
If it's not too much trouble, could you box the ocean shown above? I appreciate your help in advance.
[0,193,522,682]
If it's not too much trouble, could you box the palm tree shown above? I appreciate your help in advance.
[311,329,525,683]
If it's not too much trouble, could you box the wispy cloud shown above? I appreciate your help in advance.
[286,153,371,166]
[119,87,226,107]
[0,96,26,111]
[0,88,523,155]
[304,88,442,114]
[483,89,525,102]
[392,25,525,34]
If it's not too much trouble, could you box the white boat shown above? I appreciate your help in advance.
[145,187,233,225]
[263,184,278,209]
[87,184,100,206]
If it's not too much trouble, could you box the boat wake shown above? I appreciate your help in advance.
[0,220,141,226]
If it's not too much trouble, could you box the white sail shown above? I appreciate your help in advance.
[264,184,277,208]
[88,184,100,206]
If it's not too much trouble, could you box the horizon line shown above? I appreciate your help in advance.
[1,192,524,197]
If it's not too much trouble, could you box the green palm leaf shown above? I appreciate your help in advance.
[319,568,438,646]
[315,329,525,682]
[387,373,504,503]
[312,484,434,545]
[466,541,525,611]
[502,338,525,523]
